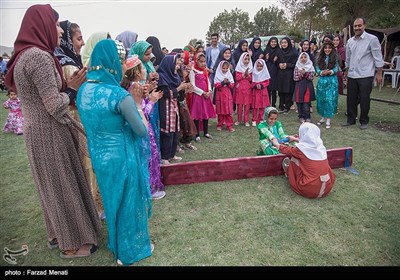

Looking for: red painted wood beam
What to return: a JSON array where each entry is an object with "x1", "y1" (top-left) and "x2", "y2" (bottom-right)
[{"x1": 161, "y1": 147, "x2": 353, "y2": 186}]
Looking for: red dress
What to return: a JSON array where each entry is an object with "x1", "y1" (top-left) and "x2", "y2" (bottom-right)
[{"x1": 279, "y1": 145, "x2": 335, "y2": 198}]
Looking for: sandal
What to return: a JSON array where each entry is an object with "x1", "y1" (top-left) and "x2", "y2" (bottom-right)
[
  {"x1": 317, "y1": 119, "x2": 325, "y2": 126},
  {"x1": 47, "y1": 238, "x2": 58, "y2": 250},
  {"x1": 60, "y1": 244, "x2": 97, "y2": 259},
  {"x1": 184, "y1": 143, "x2": 197, "y2": 151}
]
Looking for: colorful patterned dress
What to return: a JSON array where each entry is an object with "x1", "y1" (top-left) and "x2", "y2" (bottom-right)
[
  {"x1": 257, "y1": 120, "x2": 288, "y2": 155},
  {"x1": 3, "y1": 98, "x2": 24, "y2": 134},
  {"x1": 142, "y1": 99, "x2": 164, "y2": 195}
]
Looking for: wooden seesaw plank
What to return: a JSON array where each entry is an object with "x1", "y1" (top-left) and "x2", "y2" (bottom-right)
[{"x1": 160, "y1": 147, "x2": 353, "y2": 186}]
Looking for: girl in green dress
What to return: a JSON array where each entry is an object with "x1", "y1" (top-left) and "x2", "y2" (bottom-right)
[{"x1": 257, "y1": 107, "x2": 297, "y2": 155}]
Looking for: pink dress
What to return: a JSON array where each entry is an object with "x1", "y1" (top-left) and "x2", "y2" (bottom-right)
[
  {"x1": 252, "y1": 80, "x2": 270, "y2": 108},
  {"x1": 3, "y1": 98, "x2": 24, "y2": 135},
  {"x1": 190, "y1": 70, "x2": 216, "y2": 120},
  {"x1": 234, "y1": 72, "x2": 252, "y2": 105},
  {"x1": 215, "y1": 82, "x2": 234, "y2": 114}
]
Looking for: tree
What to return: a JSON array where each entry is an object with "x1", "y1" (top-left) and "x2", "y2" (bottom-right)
[
  {"x1": 253, "y1": 6, "x2": 287, "y2": 36},
  {"x1": 207, "y1": 8, "x2": 254, "y2": 47},
  {"x1": 280, "y1": 0, "x2": 400, "y2": 38},
  {"x1": 188, "y1": 38, "x2": 204, "y2": 47}
]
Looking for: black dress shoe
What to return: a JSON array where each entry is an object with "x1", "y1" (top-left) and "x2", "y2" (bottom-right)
[{"x1": 341, "y1": 122, "x2": 355, "y2": 127}]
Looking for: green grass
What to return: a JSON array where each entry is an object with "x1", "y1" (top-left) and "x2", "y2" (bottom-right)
[{"x1": 0, "y1": 85, "x2": 399, "y2": 266}]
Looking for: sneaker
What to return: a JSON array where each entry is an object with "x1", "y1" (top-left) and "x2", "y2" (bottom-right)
[
  {"x1": 251, "y1": 121, "x2": 257, "y2": 127},
  {"x1": 305, "y1": 118, "x2": 312, "y2": 123},
  {"x1": 184, "y1": 143, "x2": 197, "y2": 150},
  {"x1": 152, "y1": 190, "x2": 166, "y2": 200},
  {"x1": 216, "y1": 127, "x2": 222, "y2": 131},
  {"x1": 195, "y1": 136, "x2": 201, "y2": 142},
  {"x1": 360, "y1": 124, "x2": 368, "y2": 130},
  {"x1": 170, "y1": 155, "x2": 182, "y2": 161},
  {"x1": 245, "y1": 122, "x2": 250, "y2": 127},
  {"x1": 341, "y1": 122, "x2": 355, "y2": 127},
  {"x1": 228, "y1": 128, "x2": 235, "y2": 132},
  {"x1": 161, "y1": 159, "x2": 170, "y2": 165},
  {"x1": 204, "y1": 133, "x2": 213, "y2": 139},
  {"x1": 234, "y1": 122, "x2": 240, "y2": 126}
]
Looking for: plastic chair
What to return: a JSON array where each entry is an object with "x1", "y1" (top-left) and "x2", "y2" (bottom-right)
[{"x1": 382, "y1": 56, "x2": 400, "y2": 88}]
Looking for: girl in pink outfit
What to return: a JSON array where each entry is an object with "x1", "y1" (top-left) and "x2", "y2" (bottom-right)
[
  {"x1": 214, "y1": 60, "x2": 235, "y2": 132},
  {"x1": 251, "y1": 59, "x2": 270, "y2": 126},
  {"x1": 3, "y1": 90, "x2": 24, "y2": 135},
  {"x1": 189, "y1": 52, "x2": 216, "y2": 141},
  {"x1": 234, "y1": 52, "x2": 253, "y2": 126}
]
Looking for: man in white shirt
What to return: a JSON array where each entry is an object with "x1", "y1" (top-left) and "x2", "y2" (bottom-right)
[
  {"x1": 205, "y1": 33, "x2": 225, "y2": 88},
  {"x1": 343, "y1": 18, "x2": 384, "y2": 130}
]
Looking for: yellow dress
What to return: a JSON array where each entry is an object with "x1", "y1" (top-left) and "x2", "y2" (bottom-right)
[{"x1": 63, "y1": 65, "x2": 104, "y2": 215}]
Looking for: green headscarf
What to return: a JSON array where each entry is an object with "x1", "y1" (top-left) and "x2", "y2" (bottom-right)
[
  {"x1": 263, "y1": 106, "x2": 279, "y2": 121},
  {"x1": 81, "y1": 32, "x2": 110, "y2": 66},
  {"x1": 86, "y1": 39, "x2": 123, "y2": 86},
  {"x1": 129, "y1": 40, "x2": 155, "y2": 78}
]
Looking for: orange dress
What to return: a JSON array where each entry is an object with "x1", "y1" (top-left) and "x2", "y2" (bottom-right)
[{"x1": 279, "y1": 145, "x2": 335, "y2": 198}]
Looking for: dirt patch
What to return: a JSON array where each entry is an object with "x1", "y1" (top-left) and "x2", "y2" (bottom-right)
[{"x1": 374, "y1": 122, "x2": 400, "y2": 133}]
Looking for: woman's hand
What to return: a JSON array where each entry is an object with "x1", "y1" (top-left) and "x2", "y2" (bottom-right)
[
  {"x1": 67, "y1": 67, "x2": 87, "y2": 90},
  {"x1": 149, "y1": 89, "x2": 163, "y2": 103},
  {"x1": 289, "y1": 135, "x2": 299, "y2": 142},
  {"x1": 129, "y1": 82, "x2": 144, "y2": 106},
  {"x1": 148, "y1": 72, "x2": 159, "y2": 82},
  {"x1": 185, "y1": 83, "x2": 194, "y2": 93}
]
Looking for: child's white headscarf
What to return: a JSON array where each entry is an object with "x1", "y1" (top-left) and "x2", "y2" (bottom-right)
[
  {"x1": 252, "y1": 58, "x2": 271, "y2": 82},
  {"x1": 295, "y1": 52, "x2": 315, "y2": 73},
  {"x1": 296, "y1": 122, "x2": 327, "y2": 160},
  {"x1": 214, "y1": 60, "x2": 234, "y2": 84},
  {"x1": 235, "y1": 52, "x2": 253, "y2": 74}
]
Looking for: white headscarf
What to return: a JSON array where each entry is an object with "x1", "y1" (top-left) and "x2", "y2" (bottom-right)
[
  {"x1": 235, "y1": 52, "x2": 253, "y2": 74},
  {"x1": 214, "y1": 60, "x2": 234, "y2": 84},
  {"x1": 296, "y1": 122, "x2": 327, "y2": 160},
  {"x1": 295, "y1": 52, "x2": 315, "y2": 73},
  {"x1": 252, "y1": 58, "x2": 271, "y2": 82}
]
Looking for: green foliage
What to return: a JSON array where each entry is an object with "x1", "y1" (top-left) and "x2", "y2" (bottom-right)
[
  {"x1": 253, "y1": 6, "x2": 288, "y2": 36},
  {"x1": 280, "y1": 0, "x2": 400, "y2": 36},
  {"x1": 207, "y1": 8, "x2": 254, "y2": 46},
  {"x1": 188, "y1": 38, "x2": 204, "y2": 48}
]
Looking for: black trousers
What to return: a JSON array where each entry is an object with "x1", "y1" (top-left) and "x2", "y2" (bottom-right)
[
  {"x1": 193, "y1": 119, "x2": 209, "y2": 137},
  {"x1": 278, "y1": 91, "x2": 293, "y2": 111},
  {"x1": 297, "y1": 102, "x2": 311, "y2": 120},
  {"x1": 160, "y1": 131, "x2": 179, "y2": 160},
  {"x1": 268, "y1": 90, "x2": 277, "y2": 108},
  {"x1": 346, "y1": 77, "x2": 374, "y2": 125}
]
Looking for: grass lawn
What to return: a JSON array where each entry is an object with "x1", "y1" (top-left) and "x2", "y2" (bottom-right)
[{"x1": 0, "y1": 84, "x2": 399, "y2": 267}]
